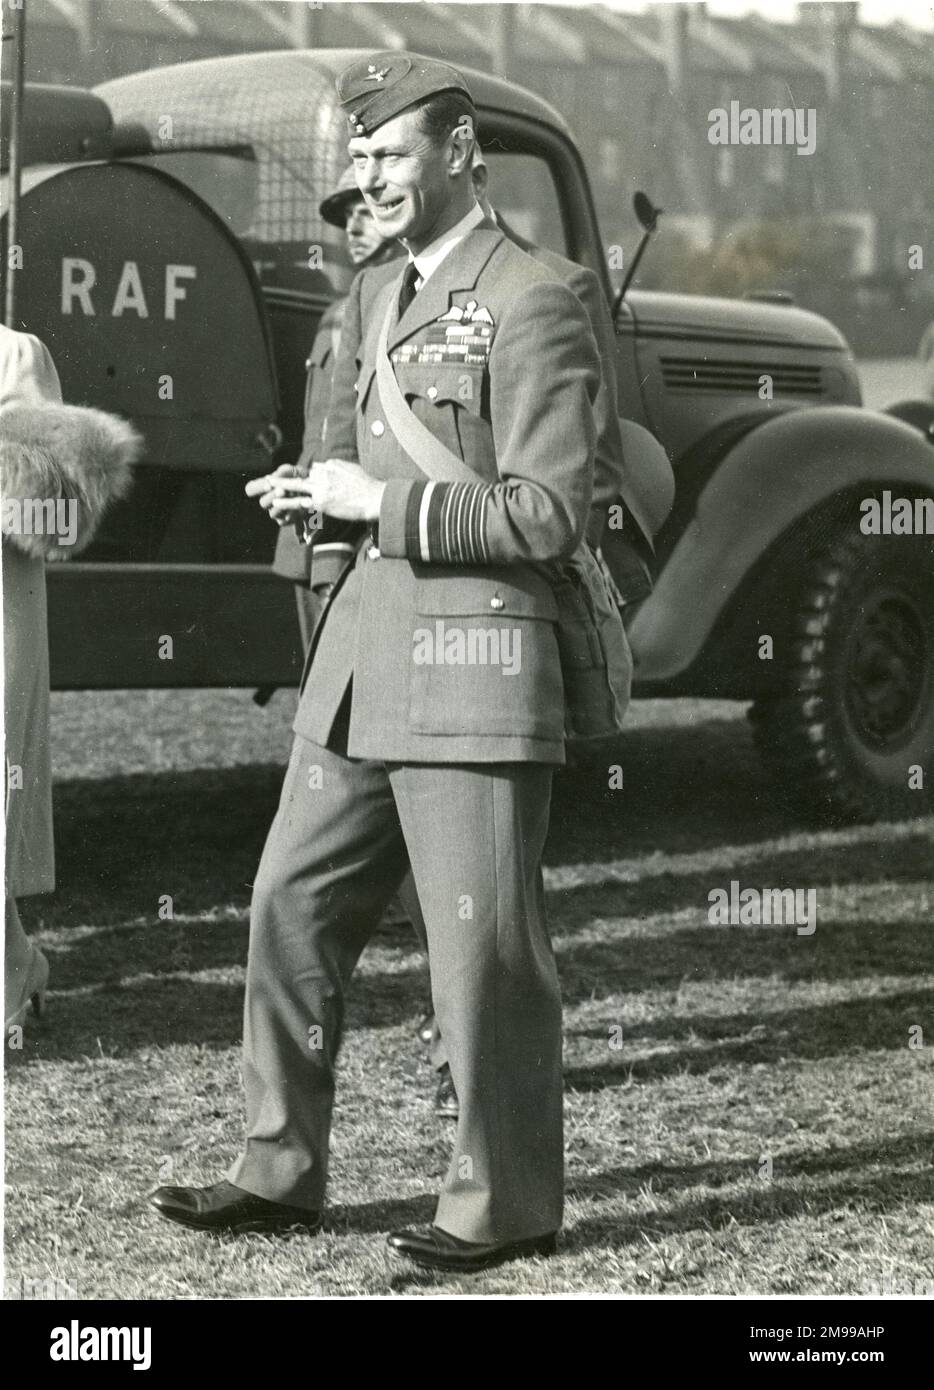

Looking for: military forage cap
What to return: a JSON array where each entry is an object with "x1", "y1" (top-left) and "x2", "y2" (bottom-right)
[{"x1": 337, "y1": 51, "x2": 473, "y2": 138}]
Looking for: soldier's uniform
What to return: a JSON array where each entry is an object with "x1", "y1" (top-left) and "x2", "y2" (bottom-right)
[
  {"x1": 271, "y1": 298, "x2": 352, "y2": 646},
  {"x1": 272, "y1": 170, "x2": 401, "y2": 648},
  {"x1": 228, "y1": 54, "x2": 600, "y2": 1245}
]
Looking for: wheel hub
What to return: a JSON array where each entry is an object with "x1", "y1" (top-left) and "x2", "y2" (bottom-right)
[{"x1": 845, "y1": 590, "x2": 927, "y2": 748}]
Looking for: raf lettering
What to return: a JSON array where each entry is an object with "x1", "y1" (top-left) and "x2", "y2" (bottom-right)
[{"x1": 61, "y1": 258, "x2": 197, "y2": 319}]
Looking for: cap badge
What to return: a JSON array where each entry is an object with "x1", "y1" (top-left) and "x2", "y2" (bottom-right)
[{"x1": 365, "y1": 64, "x2": 389, "y2": 83}]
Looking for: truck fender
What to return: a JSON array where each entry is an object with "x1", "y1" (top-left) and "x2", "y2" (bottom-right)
[
  {"x1": 628, "y1": 406, "x2": 934, "y2": 682},
  {"x1": 885, "y1": 399, "x2": 934, "y2": 440}
]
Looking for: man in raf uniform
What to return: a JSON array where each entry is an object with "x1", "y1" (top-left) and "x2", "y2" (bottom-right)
[
  {"x1": 151, "y1": 52, "x2": 600, "y2": 1274},
  {"x1": 314, "y1": 147, "x2": 654, "y2": 1122}
]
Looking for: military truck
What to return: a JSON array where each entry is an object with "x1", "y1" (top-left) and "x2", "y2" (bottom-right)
[{"x1": 2, "y1": 50, "x2": 933, "y2": 824}]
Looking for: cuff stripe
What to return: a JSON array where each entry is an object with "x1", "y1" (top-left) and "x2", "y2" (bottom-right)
[
  {"x1": 405, "y1": 480, "x2": 493, "y2": 564},
  {"x1": 405, "y1": 481, "x2": 426, "y2": 556}
]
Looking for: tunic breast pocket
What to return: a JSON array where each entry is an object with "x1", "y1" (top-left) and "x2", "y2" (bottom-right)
[
  {"x1": 394, "y1": 362, "x2": 487, "y2": 463},
  {"x1": 394, "y1": 362, "x2": 485, "y2": 416}
]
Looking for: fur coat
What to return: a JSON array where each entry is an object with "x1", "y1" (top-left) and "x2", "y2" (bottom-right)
[{"x1": 1, "y1": 325, "x2": 141, "y2": 895}]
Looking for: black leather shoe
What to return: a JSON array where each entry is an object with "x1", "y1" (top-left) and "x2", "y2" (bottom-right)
[
  {"x1": 388, "y1": 1224, "x2": 557, "y2": 1273},
  {"x1": 416, "y1": 1011, "x2": 435, "y2": 1046},
  {"x1": 434, "y1": 1063, "x2": 459, "y2": 1119},
  {"x1": 148, "y1": 1180, "x2": 321, "y2": 1235}
]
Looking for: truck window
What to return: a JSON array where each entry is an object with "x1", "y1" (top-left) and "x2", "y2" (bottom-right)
[
  {"x1": 483, "y1": 152, "x2": 568, "y2": 257},
  {"x1": 134, "y1": 149, "x2": 259, "y2": 240}
]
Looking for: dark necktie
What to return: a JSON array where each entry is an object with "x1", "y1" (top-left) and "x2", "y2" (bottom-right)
[{"x1": 398, "y1": 262, "x2": 420, "y2": 318}]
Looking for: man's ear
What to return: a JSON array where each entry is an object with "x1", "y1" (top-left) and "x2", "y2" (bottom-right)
[
  {"x1": 471, "y1": 162, "x2": 489, "y2": 201},
  {"x1": 448, "y1": 116, "x2": 475, "y2": 177}
]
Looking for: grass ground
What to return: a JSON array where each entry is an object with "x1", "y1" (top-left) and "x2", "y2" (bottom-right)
[{"x1": 5, "y1": 690, "x2": 933, "y2": 1298}]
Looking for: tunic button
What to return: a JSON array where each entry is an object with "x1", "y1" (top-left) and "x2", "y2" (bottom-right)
[
  {"x1": 426, "y1": 385, "x2": 438, "y2": 400},
  {"x1": 371, "y1": 419, "x2": 385, "y2": 437},
  {"x1": 490, "y1": 593, "x2": 505, "y2": 611},
  {"x1": 367, "y1": 544, "x2": 381, "y2": 561}
]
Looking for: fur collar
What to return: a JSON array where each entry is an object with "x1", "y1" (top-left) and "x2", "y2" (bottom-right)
[{"x1": 0, "y1": 403, "x2": 142, "y2": 559}]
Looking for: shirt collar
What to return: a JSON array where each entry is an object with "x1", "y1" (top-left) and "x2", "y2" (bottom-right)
[{"x1": 408, "y1": 201, "x2": 485, "y2": 285}]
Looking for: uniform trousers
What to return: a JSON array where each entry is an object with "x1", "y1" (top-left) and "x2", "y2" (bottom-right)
[{"x1": 228, "y1": 725, "x2": 564, "y2": 1243}]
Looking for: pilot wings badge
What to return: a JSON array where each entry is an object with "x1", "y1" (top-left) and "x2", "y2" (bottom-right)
[
  {"x1": 427, "y1": 301, "x2": 496, "y2": 365},
  {"x1": 439, "y1": 300, "x2": 495, "y2": 327}
]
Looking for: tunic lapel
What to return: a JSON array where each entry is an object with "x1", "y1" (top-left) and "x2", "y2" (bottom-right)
[{"x1": 387, "y1": 223, "x2": 505, "y2": 353}]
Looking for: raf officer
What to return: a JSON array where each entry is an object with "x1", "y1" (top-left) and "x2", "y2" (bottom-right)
[
  {"x1": 151, "y1": 52, "x2": 600, "y2": 1275},
  {"x1": 310, "y1": 146, "x2": 655, "y2": 1122}
]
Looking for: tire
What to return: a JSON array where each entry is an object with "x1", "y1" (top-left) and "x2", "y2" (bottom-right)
[{"x1": 750, "y1": 523, "x2": 934, "y2": 824}]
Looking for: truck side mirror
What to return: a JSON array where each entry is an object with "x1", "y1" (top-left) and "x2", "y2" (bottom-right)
[
  {"x1": 633, "y1": 191, "x2": 662, "y2": 234},
  {"x1": 612, "y1": 191, "x2": 664, "y2": 319}
]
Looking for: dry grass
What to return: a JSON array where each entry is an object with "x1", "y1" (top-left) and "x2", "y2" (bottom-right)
[{"x1": 5, "y1": 691, "x2": 933, "y2": 1297}]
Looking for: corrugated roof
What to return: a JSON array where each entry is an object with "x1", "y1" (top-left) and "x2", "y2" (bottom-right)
[
  {"x1": 869, "y1": 22, "x2": 934, "y2": 83},
  {"x1": 85, "y1": 0, "x2": 197, "y2": 40},
  {"x1": 25, "y1": 0, "x2": 180, "y2": 36},
  {"x1": 363, "y1": 2, "x2": 492, "y2": 65},
  {"x1": 792, "y1": 20, "x2": 900, "y2": 82},
  {"x1": 623, "y1": 9, "x2": 747, "y2": 75},
  {"x1": 710, "y1": 15, "x2": 827, "y2": 77},
  {"x1": 189, "y1": 1, "x2": 295, "y2": 46},
  {"x1": 584, "y1": 5, "x2": 667, "y2": 66}
]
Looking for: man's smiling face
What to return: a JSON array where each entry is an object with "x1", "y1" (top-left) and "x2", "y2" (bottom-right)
[{"x1": 348, "y1": 107, "x2": 458, "y2": 253}]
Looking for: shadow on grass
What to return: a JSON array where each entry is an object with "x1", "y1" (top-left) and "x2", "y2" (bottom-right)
[
  {"x1": 30, "y1": 714, "x2": 774, "y2": 932},
  {"x1": 9, "y1": 939, "x2": 932, "y2": 1068},
  {"x1": 304, "y1": 1134, "x2": 933, "y2": 1245},
  {"x1": 557, "y1": 912, "x2": 934, "y2": 997},
  {"x1": 564, "y1": 1131, "x2": 934, "y2": 1253},
  {"x1": 13, "y1": 712, "x2": 932, "y2": 1062},
  {"x1": 565, "y1": 985, "x2": 934, "y2": 1087},
  {"x1": 32, "y1": 749, "x2": 933, "y2": 932},
  {"x1": 4, "y1": 959, "x2": 435, "y2": 1062},
  {"x1": 378, "y1": 1131, "x2": 934, "y2": 1291}
]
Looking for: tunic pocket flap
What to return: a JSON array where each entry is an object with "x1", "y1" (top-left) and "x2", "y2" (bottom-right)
[
  {"x1": 394, "y1": 362, "x2": 484, "y2": 412},
  {"x1": 414, "y1": 571, "x2": 558, "y2": 622}
]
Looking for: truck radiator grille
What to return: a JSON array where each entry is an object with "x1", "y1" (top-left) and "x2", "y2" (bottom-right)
[{"x1": 661, "y1": 356, "x2": 824, "y2": 396}]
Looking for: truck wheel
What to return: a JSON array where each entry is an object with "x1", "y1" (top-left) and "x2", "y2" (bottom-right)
[{"x1": 750, "y1": 526, "x2": 934, "y2": 823}]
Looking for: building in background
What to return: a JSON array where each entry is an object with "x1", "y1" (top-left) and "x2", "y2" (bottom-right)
[{"x1": 6, "y1": 0, "x2": 933, "y2": 353}]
